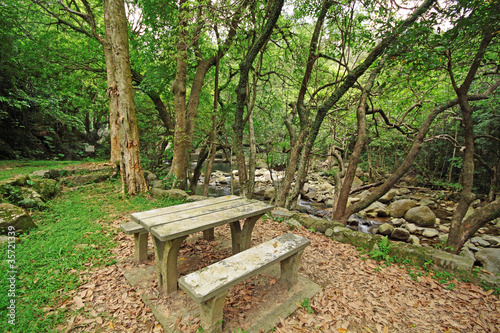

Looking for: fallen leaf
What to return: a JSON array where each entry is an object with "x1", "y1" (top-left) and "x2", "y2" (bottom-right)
[{"x1": 73, "y1": 296, "x2": 84, "y2": 309}]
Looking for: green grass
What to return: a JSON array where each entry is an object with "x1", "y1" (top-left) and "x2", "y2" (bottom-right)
[
  {"x1": 0, "y1": 160, "x2": 105, "y2": 181},
  {"x1": 0, "y1": 178, "x2": 184, "y2": 332}
]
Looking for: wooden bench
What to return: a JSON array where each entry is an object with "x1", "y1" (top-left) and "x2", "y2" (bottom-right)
[
  {"x1": 132, "y1": 195, "x2": 273, "y2": 294},
  {"x1": 178, "y1": 233, "x2": 310, "y2": 333},
  {"x1": 120, "y1": 221, "x2": 148, "y2": 263}
]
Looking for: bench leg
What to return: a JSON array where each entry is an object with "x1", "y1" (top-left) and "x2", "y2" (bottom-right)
[
  {"x1": 203, "y1": 228, "x2": 215, "y2": 241},
  {"x1": 133, "y1": 232, "x2": 149, "y2": 263},
  {"x1": 152, "y1": 235, "x2": 187, "y2": 294},
  {"x1": 229, "y1": 214, "x2": 261, "y2": 254},
  {"x1": 280, "y1": 250, "x2": 303, "y2": 287},
  {"x1": 200, "y1": 291, "x2": 227, "y2": 333}
]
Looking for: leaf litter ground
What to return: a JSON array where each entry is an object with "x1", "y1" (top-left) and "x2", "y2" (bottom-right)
[{"x1": 65, "y1": 215, "x2": 500, "y2": 333}]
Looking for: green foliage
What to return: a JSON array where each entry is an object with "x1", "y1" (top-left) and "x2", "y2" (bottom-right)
[
  {"x1": 0, "y1": 178, "x2": 184, "y2": 332},
  {"x1": 300, "y1": 297, "x2": 314, "y2": 314},
  {"x1": 369, "y1": 236, "x2": 391, "y2": 262}
]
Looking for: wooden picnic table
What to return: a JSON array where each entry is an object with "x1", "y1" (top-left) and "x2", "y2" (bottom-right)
[{"x1": 131, "y1": 195, "x2": 273, "y2": 294}]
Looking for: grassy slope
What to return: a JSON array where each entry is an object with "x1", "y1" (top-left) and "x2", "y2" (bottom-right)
[{"x1": 0, "y1": 173, "x2": 183, "y2": 332}]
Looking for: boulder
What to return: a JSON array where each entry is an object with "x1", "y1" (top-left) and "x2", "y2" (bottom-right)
[
  {"x1": 18, "y1": 187, "x2": 46, "y2": 209},
  {"x1": 285, "y1": 218, "x2": 302, "y2": 230},
  {"x1": 404, "y1": 206, "x2": 436, "y2": 227},
  {"x1": 475, "y1": 248, "x2": 500, "y2": 274},
  {"x1": 408, "y1": 235, "x2": 420, "y2": 246},
  {"x1": 150, "y1": 188, "x2": 189, "y2": 200},
  {"x1": 389, "y1": 199, "x2": 418, "y2": 218},
  {"x1": 390, "y1": 228, "x2": 410, "y2": 241},
  {"x1": 422, "y1": 228, "x2": 439, "y2": 238},
  {"x1": 419, "y1": 198, "x2": 437, "y2": 209},
  {"x1": 143, "y1": 170, "x2": 157, "y2": 182},
  {"x1": 351, "y1": 176, "x2": 364, "y2": 190},
  {"x1": 364, "y1": 201, "x2": 389, "y2": 217},
  {"x1": 0, "y1": 203, "x2": 36, "y2": 234},
  {"x1": 271, "y1": 208, "x2": 295, "y2": 219},
  {"x1": 292, "y1": 213, "x2": 343, "y2": 233},
  {"x1": 31, "y1": 178, "x2": 59, "y2": 200},
  {"x1": 379, "y1": 189, "x2": 398, "y2": 203},
  {"x1": 471, "y1": 237, "x2": 490, "y2": 248},
  {"x1": 378, "y1": 223, "x2": 394, "y2": 236},
  {"x1": 151, "y1": 180, "x2": 164, "y2": 189},
  {"x1": 482, "y1": 235, "x2": 500, "y2": 248},
  {"x1": 264, "y1": 187, "x2": 275, "y2": 200}
]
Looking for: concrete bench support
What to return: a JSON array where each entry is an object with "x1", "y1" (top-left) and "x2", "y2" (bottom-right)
[
  {"x1": 179, "y1": 233, "x2": 310, "y2": 333},
  {"x1": 120, "y1": 221, "x2": 149, "y2": 263}
]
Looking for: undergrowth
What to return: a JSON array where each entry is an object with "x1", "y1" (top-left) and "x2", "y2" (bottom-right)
[
  {"x1": 365, "y1": 237, "x2": 499, "y2": 294},
  {"x1": 0, "y1": 179, "x2": 184, "y2": 332}
]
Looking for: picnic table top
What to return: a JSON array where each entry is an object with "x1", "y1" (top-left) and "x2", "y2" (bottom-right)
[{"x1": 131, "y1": 195, "x2": 273, "y2": 242}]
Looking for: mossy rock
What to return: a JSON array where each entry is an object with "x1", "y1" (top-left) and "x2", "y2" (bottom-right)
[
  {"x1": 31, "y1": 178, "x2": 59, "y2": 200},
  {"x1": 0, "y1": 203, "x2": 36, "y2": 235},
  {"x1": 291, "y1": 213, "x2": 343, "y2": 233}
]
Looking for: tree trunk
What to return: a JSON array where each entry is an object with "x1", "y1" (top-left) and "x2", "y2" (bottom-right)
[
  {"x1": 103, "y1": 0, "x2": 148, "y2": 194},
  {"x1": 278, "y1": 0, "x2": 436, "y2": 208},
  {"x1": 275, "y1": 0, "x2": 332, "y2": 207},
  {"x1": 233, "y1": 0, "x2": 284, "y2": 197},
  {"x1": 203, "y1": 58, "x2": 220, "y2": 197},
  {"x1": 332, "y1": 60, "x2": 383, "y2": 221},
  {"x1": 446, "y1": 30, "x2": 495, "y2": 253},
  {"x1": 343, "y1": 78, "x2": 500, "y2": 222},
  {"x1": 170, "y1": 0, "x2": 189, "y2": 189}
]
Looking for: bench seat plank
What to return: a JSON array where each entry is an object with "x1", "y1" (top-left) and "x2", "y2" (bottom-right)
[
  {"x1": 120, "y1": 221, "x2": 147, "y2": 234},
  {"x1": 179, "y1": 233, "x2": 310, "y2": 303}
]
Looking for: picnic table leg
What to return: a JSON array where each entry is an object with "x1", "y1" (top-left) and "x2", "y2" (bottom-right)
[
  {"x1": 229, "y1": 214, "x2": 262, "y2": 254},
  {"x1": 152, "y1": 235, "x2": 187, "y2": 294},
  {"x1": 133, "y1": 232, "x2": 149, "y2": 263},
  {"x1": 280, "y1": 250, "x2": 303, "y2": 286},
  {"x1": 203, "y1": 228, "x2": 215, "y2": 241}
]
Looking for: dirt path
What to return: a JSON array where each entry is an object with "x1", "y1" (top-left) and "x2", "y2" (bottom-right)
[{"x1": 65, "y1": 216, "x2": 500, "y2": 333}]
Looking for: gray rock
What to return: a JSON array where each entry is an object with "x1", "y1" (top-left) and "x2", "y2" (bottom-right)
[
  {"x1": 439, "y1": 234, "x2": 448, "y2": 243},
  {"x1": 471, "y1": 237, "x2": 490, "y2": 248},
  {"x1": 285, "y1": 218, "x2": 302, "y2": 231},
  {"x1": 143, "y1": 170, "x2": 157, "y2": 182},
  {"x1": 351, "y1": 176, "x2": 364, "y2": 190},
  {"x1": 482, "y1": 235, "x2": 500, "y2": 248},
  {"x1": 30, "y1": 169, "x2": 51, "y2": 178},
  {"x1": 186, "y1": 195, "x2": 209, "y2": 202},
  {"x1": 264, "y1": 187, "x2": 275, "y2": 200},
  {"x1": 408, "y1": 235, "x2": 420, "y2": 245},
  {"x1": 378, "y1": 223, "x2": 394, "y2": 236},
  {"x1": 422, "y1": 228, "x2": 439, "y2": 238},
  {"x1": 0, "y1": 203, "x2": 36, "y2": 235},
  {"x1": 31, "y1": 178, "x2": 59, "y2": 200},
  {"x1": 404, "y1": 206, "x2": 436, "y2": 227},
  {"x1": 292, "y1": 213, "x2": 343, "y2": 233},
  {"x1": 379, "y1": 189, "x2": 398, "y2": 203},
  {"x1": 271, "y1": 209, "x2": 295, "y2": 219},
  {"x1": 325, "y1": 228, "x2": 334, "y2": 237},
  {"x1": 389, "y1": 199, "x2": 418, "y2": 218},
  {"x1": 355, "y1": 167, "x2": 364, "y2": 178},
  {"x1": 391, "y1": 218, "x2": 405, "y2": 227},
  {"x1": 405, "y1": 223, "x2": 418, "y2": 234},
  {"x1": 419, "y1": 198, "x2": 437, "y2": 208},
  {"x1": 391, "y1": 227, "x2": 410, "y2": 241},
  {"x1": 475, "y1": 248, "x2": 500, "y2": 274},
  {"x1": 150, "y1": 188, "x2": 189, "y2": 200},
  {"x1": 396, "y1": 188, "x2": 411, "y2": 195},
  {"x1": 151, "y1": 179, "x2": 164, "y2": 189}
]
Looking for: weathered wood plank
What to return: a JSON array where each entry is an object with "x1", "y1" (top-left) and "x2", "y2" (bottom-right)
[
  {"x1": 178, "y1": 233, "x2": 310, "y2": 303},
  {"x1": 131, "y1": 195, "x2": 239, "y2": 223},
  {"x1": 137, "y1": 198, "x2": 260, "y2": 228},
  {"x1": 149, "y1": 200, "x2": 272, "y2": 241},
  {"x1": 120, "y1": 221, "x2": 147, "y2": 234}
]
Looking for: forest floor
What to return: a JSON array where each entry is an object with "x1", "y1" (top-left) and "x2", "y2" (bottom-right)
[{"x1": 65, "y1": 215, "x2": 500, "y2": 333}]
